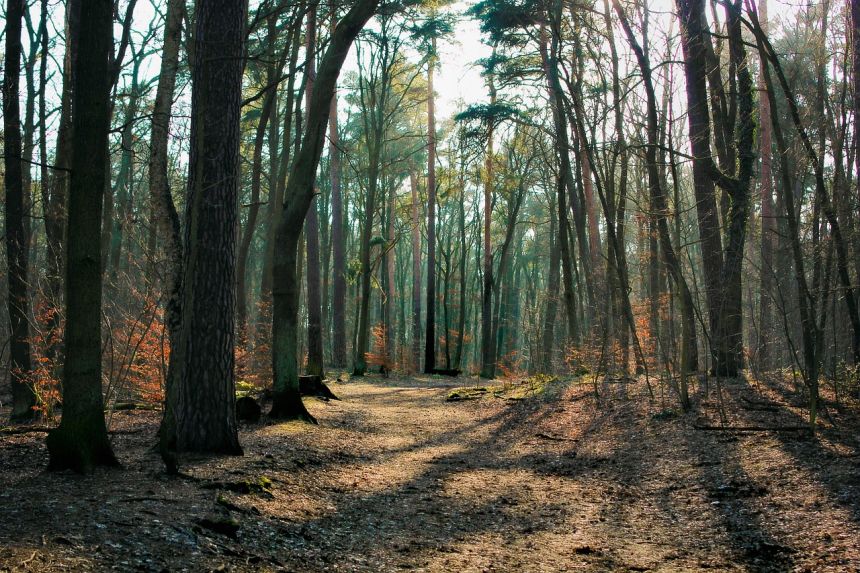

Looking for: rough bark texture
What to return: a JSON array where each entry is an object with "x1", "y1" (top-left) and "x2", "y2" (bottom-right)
[
  {"x1": 4, "y1": 0, "x2": 37, "y2": 420},
  {"x1": 45, "y1": 0, "x2": 118, "y2": 472},
  {"x1": 676, "y1": 0, "x2": 754, "y2": 376},
  {"x1": 164, "y1": 0, "x2": 246, "y2": 455}
]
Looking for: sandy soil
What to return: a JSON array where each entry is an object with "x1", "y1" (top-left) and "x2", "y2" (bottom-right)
[{"x1": 1, "y1": 373, "x2": 859, "y2": 572}]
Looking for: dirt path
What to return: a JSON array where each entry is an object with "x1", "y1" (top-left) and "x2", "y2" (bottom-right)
[{"x1": 1, "y1": 375, "x2": 859, "y2": 572}]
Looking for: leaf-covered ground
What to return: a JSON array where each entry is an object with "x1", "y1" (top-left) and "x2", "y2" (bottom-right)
[{"x1": 1, "y1": 373, "x2": 859, "y2": 572}]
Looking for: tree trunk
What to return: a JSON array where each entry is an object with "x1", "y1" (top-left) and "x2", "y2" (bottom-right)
[
  {"x1": 480, "y1": 75, "x2": 496, "y2": 379},
  {"x1": 353, "y1": 138, "x2": 381, "y2": 376},
  {"x1": 540, "y1": 20, "x2": 579, "y2": 347},
  {"x1": 424, "y1": 39, "x2": 438, "y2": 374},
  {"x1": 42, "y1": 0, "x2": 80, "y2": 363},
  {"x1": 4, "y1": 0, "x2": 37, "y2": 420},
  {"x1": 270, "y1": 0, "x2": 379, "y2": 418},
  {"x1": 329, "y1": 8, "x2": 347, "y2": 368},
  {"x1": 237, "y1": 13, "x2": 277, "y2": 344},
  {"x1": 150, "y1": 0, "x2": 185, "y2": 470},
  {"x1": 46, "y1": 0, "x2": 119, "y2": 472},
  {"x1": 304, "y1": 5, "x2": 325, "y2": 378},
  {"x1": 541, "y1": 197, "x2": 561, "y2": 372},
  {"x1": 163, "y1": 0, "x2": 246, "y2": 455},
  {"x1": 454, "y1": 159, "x2": 467, "y2": 370},
  {"x1": 615, "y1": 0, "x2": 697, "y2": 392},
  {"x1": 756, "y1": 0, "x2": 774, "y2": 370},
  {"x1": 385, "y1": 174, "x2": 397, "y2": 368},
  {"x1": 410, "y1": 170, "x2": 422, "y2": 372}
]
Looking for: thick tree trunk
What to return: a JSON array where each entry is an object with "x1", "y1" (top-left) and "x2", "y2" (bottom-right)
[
  {"x1": 46, "y1": 0, "x2": 118, "y2": 472},
  {"x1": 540, "y1": 21, "x2": 579, "y2": 347},
  {"x1": 163, "y1": 0, "x2": 246, "y2": 455},
  {"x1": 676, "y1": 0, "x2": 753, "y2": 376},
  {"x1": 4, "y1": 0, "x2": 37, "y2": 420},
  {"x1": 541, "y1": 199, "x2": 561, "y2": 372}
]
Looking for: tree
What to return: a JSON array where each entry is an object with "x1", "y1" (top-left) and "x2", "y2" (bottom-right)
[
  {"x1": 4, "y1": 0, "x2": 37, "y2": 420},
  {"x1": 161, "y1": 0, "x2": 247, "y2": 457},
  {"x1": 329, "y1": 5, "x2": 348, "y2": 369},
  {"x1": 675, "y1": 0, "x2": 755, "y2": 377},
  {"x1": 270, "y1": 0, "x2": 380, "y2": 419},
  {"x1": 614, "y1": 0, "x2": 696, "y2": 402},
  {"x1": 45, "y1": 0, "x2": 119, "y2": 472},
  {"x1": 305, "y1": 4, "x2": 326, "y2": 379}
]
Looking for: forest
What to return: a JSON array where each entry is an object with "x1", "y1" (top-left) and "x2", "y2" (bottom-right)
[{"x1": 1, "y1": 0, "x2": 859, "y2": 570}]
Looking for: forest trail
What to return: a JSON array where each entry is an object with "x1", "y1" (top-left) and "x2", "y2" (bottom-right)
[{"x1": 2, "y1": 374, "x2": 859, "y2": 572}]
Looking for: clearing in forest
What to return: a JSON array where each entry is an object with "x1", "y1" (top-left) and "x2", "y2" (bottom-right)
[{"x1": 1, "y1": 374, "x2": 859, "y2": 572}]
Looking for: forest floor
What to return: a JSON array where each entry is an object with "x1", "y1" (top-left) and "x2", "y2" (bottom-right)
[{"x1": 1, "y1": 371, "x2": 859, "y2": 572}]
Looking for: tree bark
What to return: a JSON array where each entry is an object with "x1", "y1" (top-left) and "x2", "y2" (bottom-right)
[
  {"x1": 46, "y1": 0, "x2": 119, "y2": 472},
  {"x1": 757, "y1": 0, "x2": 775, "y2": 370},
  {"x1": 614, "y1": 0, "x2": 698, "y2": 391},
  {"x1": 4, "y1": 0, "x2": 37, "y2": 420},
  {"x1": 270, "y1": 0, "x2": 379, "y2": 418},
  {"x1": 410, "y1": 170, "x2": 423, "y2": 372},
  {"x1": 237, "y1": 13, "x2": 278, "y2": 344},
  {"x1": 163, "y1": 0, "x2": 246, "y2": 455},
  {"x1": 328, "y1": 7, "x2": 347, "y2": 368},
  {"x1": 480, "y1": 73, "x2": 496, "y2": 379},
  {"x1": 425, "y1": 38, "x2": 438, "y2": 373},
  {"x1": 304, "y1": 5, "x2": 325, "y2": 378}
]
